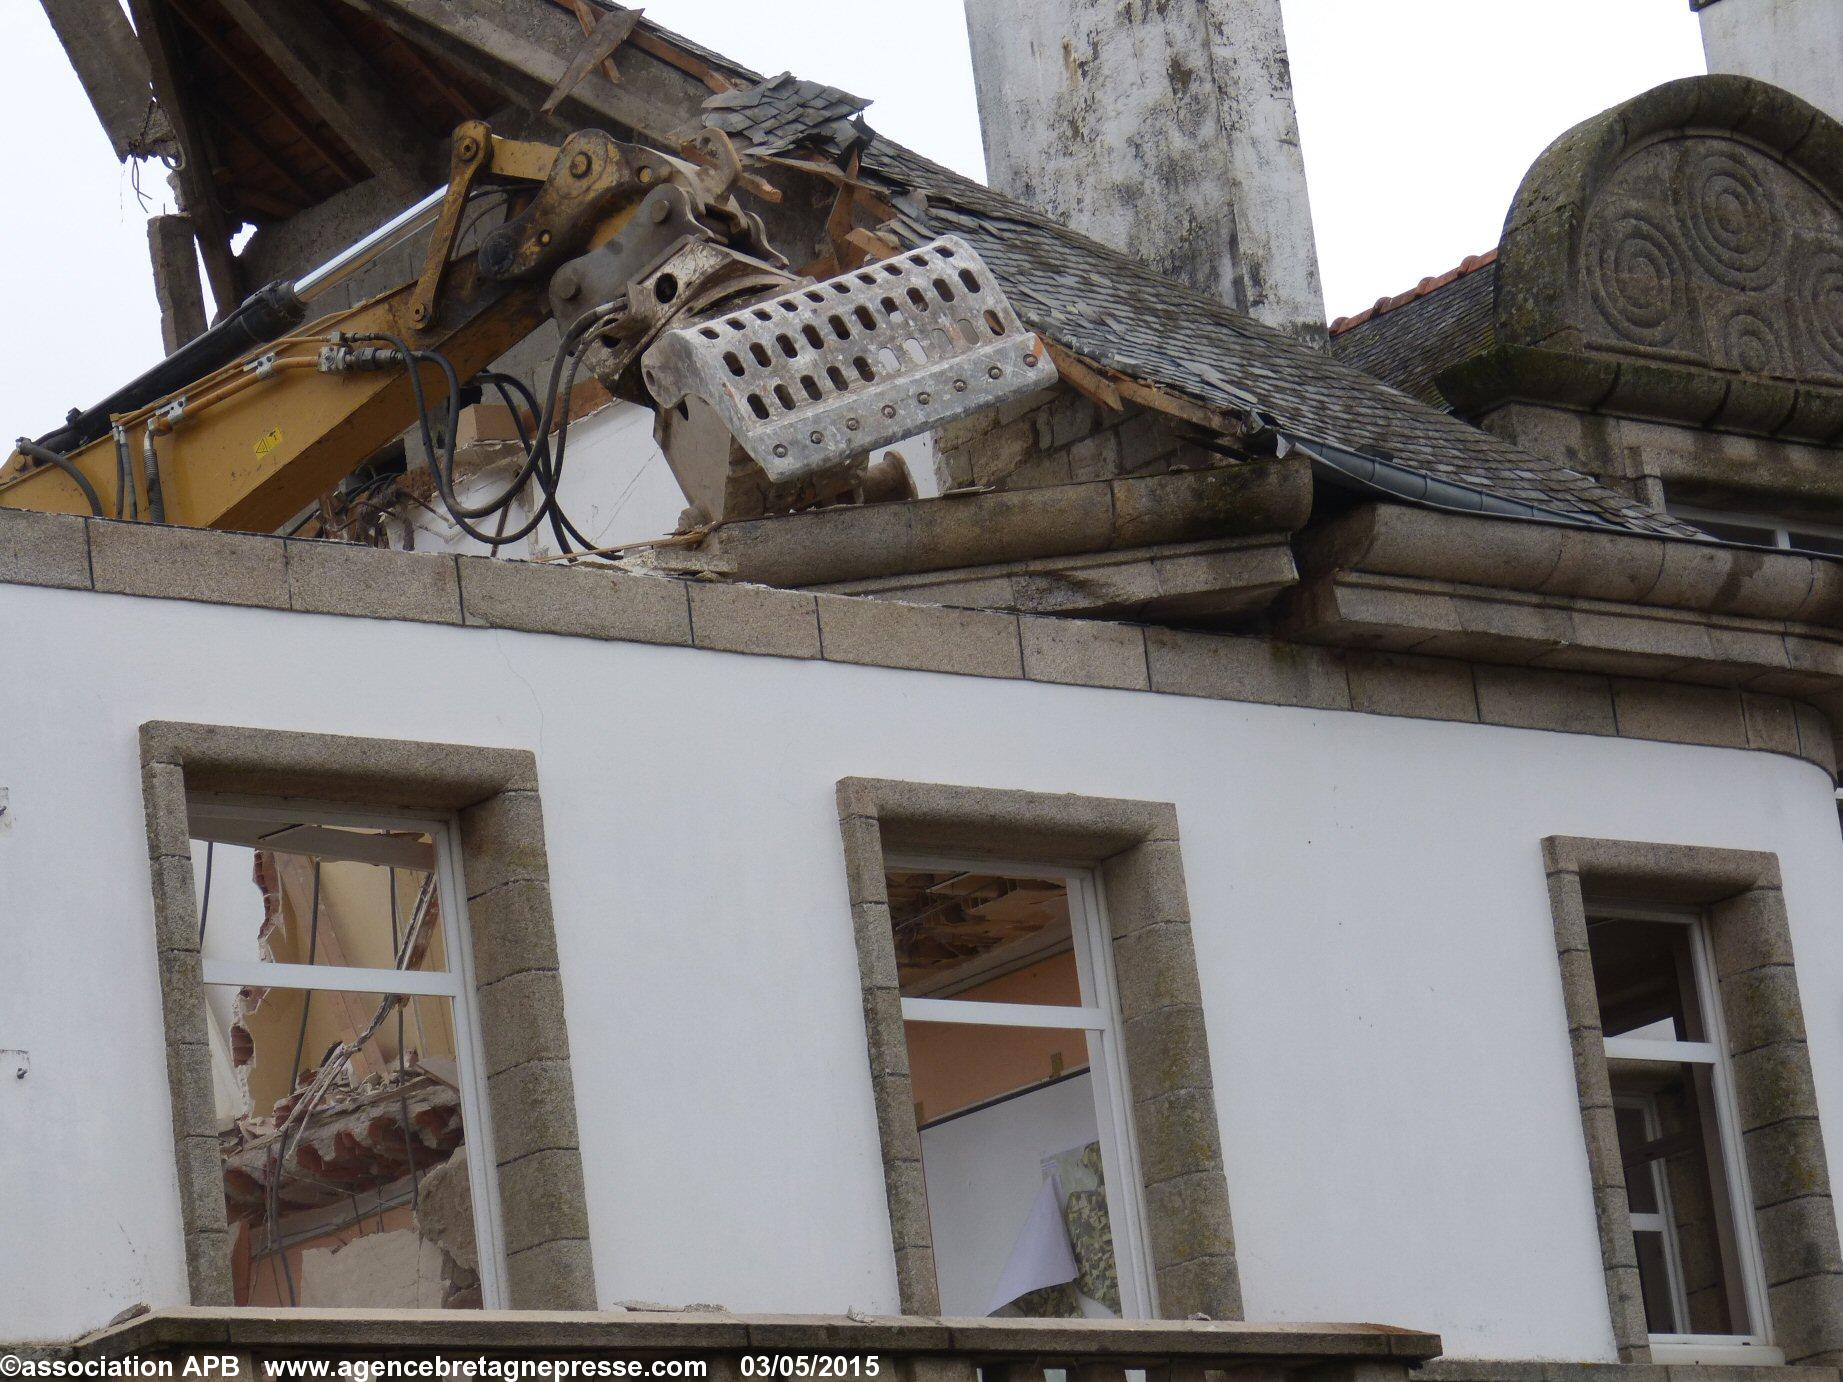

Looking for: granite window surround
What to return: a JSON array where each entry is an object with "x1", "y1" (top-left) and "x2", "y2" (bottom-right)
[
  {"x1": 140, "y1": 720, "x2": 596, "y2": 1311},
  {"x1": 1542, "y1": 836, "x2": 1843, "y2": 1366},
  {"x1": 835, "y1": 776, "x2": 1240, "y2": 1321}
]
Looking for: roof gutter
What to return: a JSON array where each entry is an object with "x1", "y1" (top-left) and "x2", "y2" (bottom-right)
[{"x1": 1266, "y1": 427, "x2": 1623, "y2": 531}]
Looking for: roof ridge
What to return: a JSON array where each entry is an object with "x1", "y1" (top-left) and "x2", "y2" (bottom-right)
[{"x1": 1329, "y1": 248, "x2": 1498, "y2": 335}]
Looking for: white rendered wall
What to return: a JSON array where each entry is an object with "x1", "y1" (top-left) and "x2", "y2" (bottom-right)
[
  {"x1": 2, "y1": 582, "x2": 1842, "y2": 1356},
  {"x1": 1702, "y1": 0, "x2": 1843, "y2": 125}
]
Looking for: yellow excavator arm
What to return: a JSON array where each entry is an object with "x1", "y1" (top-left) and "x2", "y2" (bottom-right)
[
  {"x1": 0, "y1": 124, "x2": 711, "y2": 530},
  {"x1": 0, "y1": 122, "x2": 1055, "y2": 539}
]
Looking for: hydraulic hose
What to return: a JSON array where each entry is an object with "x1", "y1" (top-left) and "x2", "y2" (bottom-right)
[
  {"x1": 34, "y1": 280, "x2": 307, "y2": 456},
  {"x1": 13, "y1": 438, "x2": 104, "y2": 517}
]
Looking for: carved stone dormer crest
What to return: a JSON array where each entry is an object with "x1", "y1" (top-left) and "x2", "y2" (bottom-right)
[{"x1": 1445, "y1": 76, "x2": 1843, "y2": 444}]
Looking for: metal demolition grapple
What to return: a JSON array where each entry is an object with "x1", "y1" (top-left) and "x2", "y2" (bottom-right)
[{"x1": 639, "y1": 237, "x2": 1052, "y2": 523}]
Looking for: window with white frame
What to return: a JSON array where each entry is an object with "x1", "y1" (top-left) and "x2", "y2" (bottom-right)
[
  {"x1": 188, "y1": 797, "x2": 504, "y2": 1310},
  {"x1": 889, "y1": 856, "x2": 1152, "y2": 1319},
  {"x1": 1588, "y1": 906, "x2": 1773, "y2": 1355},
  {"x1": 1669, "y1": 501, "x2": 1843, "y2": 557}
]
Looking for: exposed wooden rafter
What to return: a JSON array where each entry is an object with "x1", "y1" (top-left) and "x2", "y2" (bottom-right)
[
  {"x1": 166, "y1": 0, "x2": 368, "y2": 190},
  {"x1": 340, "y1": 0, "x2": 690, "y2": 145},
  {"x1": 124, "y1": 0, "x2": 242, "y2": 313},
  {"x1": 37, "y1": 0, "x2": 177, "y2": 161},
  {"x1": 212, "y1": 0, "x2": 433, "y2": 188}
]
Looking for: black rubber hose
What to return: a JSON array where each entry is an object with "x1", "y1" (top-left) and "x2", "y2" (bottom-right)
[
  {"x1": 350, "y1": 333, "x2": 551, "y2": 547},
  {"x1": 14, "y1": 439, "x2": 104, "y2": 517},
  {"x1": 34, "y1": 280, "x2": 306, "y2": 456},
  {"x1": 348, "y1": 308, "x2": 613, "y2": 550}
]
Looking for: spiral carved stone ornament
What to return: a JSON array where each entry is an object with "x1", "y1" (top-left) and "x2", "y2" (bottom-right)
[
  {"x1": 1800, "y1": 249, "x2": 1843, "y2": 376},
  {"x1": 1677, "y1": 144, "x2": 1780, "y2": 287},
  {"x1": 1584, "y1": 210, "x2": 1690, "y2": 350},
  {"x1": 1577, "y1": 136, "x2": 1843, "y2": 383}
]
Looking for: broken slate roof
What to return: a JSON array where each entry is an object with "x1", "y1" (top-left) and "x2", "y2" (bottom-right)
[
  {"x1": 703, "y1": 72, "x2": 870, "y2": 158},
  {"x1": 699, "y1": 77, "x2": 1692, "y2": 538}
]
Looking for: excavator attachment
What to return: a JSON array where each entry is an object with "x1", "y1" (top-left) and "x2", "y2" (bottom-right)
[
  {"x1": 0, "y1": 113, "x2": 1056, "y2": 541},
  {"x1": 641, "y1": 237, "x2": 1055, "y2": 523}
]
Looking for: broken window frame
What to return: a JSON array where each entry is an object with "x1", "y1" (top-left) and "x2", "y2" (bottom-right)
[
  {"x1": 190, "y1": 794, "x2": 509, "y2": 1309},
  {"x1": 1590, "y1": 901, "x2": 1773, "y2": 1358},
  {"x1": 890, "y1": 849, "x2": 1156, "y2": 1319}
]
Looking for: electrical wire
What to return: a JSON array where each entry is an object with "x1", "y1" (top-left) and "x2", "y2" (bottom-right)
[
  {"x1": 197, "y1": 842, "x2": 215, "y2": 945},
  {"x1": 286, "y1": 862, "x2": 323, "y2": 1104}
]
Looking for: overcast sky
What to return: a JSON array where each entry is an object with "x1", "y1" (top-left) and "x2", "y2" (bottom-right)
[{"x1": 0, "y1": 1, "x2": 1708, "y2": 439}]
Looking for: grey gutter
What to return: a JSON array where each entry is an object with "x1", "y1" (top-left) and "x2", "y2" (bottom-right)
[{"x1": 1271, "y1": 430, "x2": 1624, "y2": 531}]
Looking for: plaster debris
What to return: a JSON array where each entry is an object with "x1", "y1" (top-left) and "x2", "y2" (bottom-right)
[{"x1": 299, "y1": 1229, "x2": 448, "y2": 1309}]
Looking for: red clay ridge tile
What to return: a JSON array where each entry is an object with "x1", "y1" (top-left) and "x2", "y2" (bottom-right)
[{"x1": 1329, "y1": 248, "x2": 1498, "y2": 335}]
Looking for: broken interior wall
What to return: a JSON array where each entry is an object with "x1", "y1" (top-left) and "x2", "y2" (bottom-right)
[{"x1": 963, "y1": 0, "x2": 1327, "y2": 343}]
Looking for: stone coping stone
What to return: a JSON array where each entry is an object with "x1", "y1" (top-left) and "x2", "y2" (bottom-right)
[
  {"x1": 54, "y1": 1308, "x2": 1440, "y2": 1362},
  {"x1": 1, "y1": 510, "x2": 1835, "y2": 777}
]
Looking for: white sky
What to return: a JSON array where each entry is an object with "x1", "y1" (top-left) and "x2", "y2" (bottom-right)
[{"x1": 0, "y1": 0, "x2": 1708, "y2": 439}]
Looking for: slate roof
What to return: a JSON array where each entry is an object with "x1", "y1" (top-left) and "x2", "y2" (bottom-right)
[
  {"x1": 704, "y1": 73, "x2": 870, "y2": 158},
  {"x1": 699, "y1": 74, "x2": 1693, "y2": 537},
  {"x1": 1329, "y1": 256, "x2": 1499, "y2": 407}
]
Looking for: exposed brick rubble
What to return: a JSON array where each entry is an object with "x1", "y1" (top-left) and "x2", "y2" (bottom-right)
[{"x1": 220, "y1": 1074, "x2": 462, "y2": 1223}]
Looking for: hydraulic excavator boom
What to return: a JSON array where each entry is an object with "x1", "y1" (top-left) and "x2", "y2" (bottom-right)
[{"x1": 0, "y1": 123, "x2": 1055, "y2": 541}]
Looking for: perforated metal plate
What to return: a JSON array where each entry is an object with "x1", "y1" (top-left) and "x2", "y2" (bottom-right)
[{"x1": 640, "y1": 237, "x2": 1055, "y2": 486}]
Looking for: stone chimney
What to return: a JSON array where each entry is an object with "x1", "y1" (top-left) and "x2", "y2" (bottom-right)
[
  {"x1": 963, "y1": 0, "x2": 1327, "y2": 345},
  {"x1": 1698, "y1": 0, "x2": 1843, "y2": 125}
]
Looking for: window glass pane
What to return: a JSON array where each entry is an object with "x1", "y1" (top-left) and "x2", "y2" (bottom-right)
[
  {"x1": 889, "y1": 867, "x2": 1077, "y2": 1003},
  {"x1": 200, "y1": 986, "x2": 480, "y2": 1309},
  {"x1": 1609, "y1": 1061, "x2": 1750, "y2": 1336},
  {"x1": 1587, "y1": 916, "x2": 1704, "y2": 1042},
  {"x1": 1789, "y1": 530, "x2": 1843, "y2": 557},
  {"x1": 1615, "y1": 1103, "x2": 1661, "y2": 1216},
  {"x1": 191, "y1": 830, "x2": 448, "y2": 975},
  {"x1": 1634, "y1": 1230, "x2": 1680, "y2": 1335},
  {"x1": 911, "y1": 1026, "x2": 1121, "y2": 1320},
  {"x1": 906, "y1": 1020, "x2": 1091, "y2": 1123},
  {"x1": 1679, "y1": 516, "x2": 1778, "y2": 546}
]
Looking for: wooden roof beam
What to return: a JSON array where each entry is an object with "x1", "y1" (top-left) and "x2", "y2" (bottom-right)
[
  {"x1": 124, "y1": 0, "x2": 242, "y2": 313},
  {"x1": 213, "y1": 0, "x2": 435, "y2": 188},
  {"x1": 38, "y1": 0, "x2": 177, "y2": 161},
  {"x1": 338, "y1": 0, "x2": 692, "y2": 146}
]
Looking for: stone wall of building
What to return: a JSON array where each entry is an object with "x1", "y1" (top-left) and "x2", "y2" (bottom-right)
[{"x1": 933, "y1": 386, "x2": 1202, "y2": 493}]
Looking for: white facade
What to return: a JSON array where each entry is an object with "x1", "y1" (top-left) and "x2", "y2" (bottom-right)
[
  {"x1": 1701, "y1": 0, "x2": 1843, "y2": 124},
  {"x1": 2, "y1": 579, "x2": 1841, "y2": 1354}
]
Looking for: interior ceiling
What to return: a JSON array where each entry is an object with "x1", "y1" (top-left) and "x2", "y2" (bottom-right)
[
  {"x1": 887, "y1": 869, "x2": 1068, "y2": 984},
  {"x1": 160, "y1": 0, "x2": 499, "y2": 226}
]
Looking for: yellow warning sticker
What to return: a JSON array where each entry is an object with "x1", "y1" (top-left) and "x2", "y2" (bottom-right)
[{"x1": 254, "y1": 427, "x2": 283, "y2": 459}]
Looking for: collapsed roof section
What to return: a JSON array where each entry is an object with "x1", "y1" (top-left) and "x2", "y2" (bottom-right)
[
  {"x1": 42, "y1": 0, "x2": 1700, "y2": 549},
  {"x1": 691, "y1": 65, "x2": 1688, "y2": 536}
]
